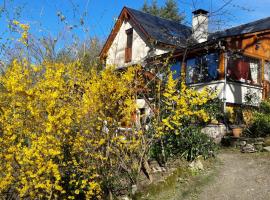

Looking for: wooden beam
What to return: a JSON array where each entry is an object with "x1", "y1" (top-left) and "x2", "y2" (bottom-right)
[
  {"x1": 262, "y1": 60, "x2": 265, "y2": 82},
  {"x1": 218, "y1": 53, "x2": 225, "y2": 80}
]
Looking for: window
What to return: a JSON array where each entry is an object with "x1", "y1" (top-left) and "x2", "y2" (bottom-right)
[
  {"x1": 186, "y1": 53, "x2": 219, "y2": 84},
  {"x1": 264, "y1": 61, "x2": 270, "y2": 82},
  {"x1": 125, "y1": 28, "x2": 133, "y2": 63},
  {"x1": 170, "y1": 61, "x2": 181, "y2": 79},
  {"x1": 227, "y1": 54, "x2": 261, "y2": 84},
  {"x1": 264, "y1": 61, "x2": 270, "y2": 98},
  {"x1": 155, "y1": 62, "x2": 182, "y2": 81}
]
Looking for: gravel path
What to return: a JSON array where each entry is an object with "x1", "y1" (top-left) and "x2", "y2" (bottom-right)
[{"x1": 198, "y1": 151, "x2": 270, "y2": 200}]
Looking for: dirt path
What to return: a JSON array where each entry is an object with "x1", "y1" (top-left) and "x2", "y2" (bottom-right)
[{"x1": 198, "y1": 150, "x2": 270, "y2": 200}]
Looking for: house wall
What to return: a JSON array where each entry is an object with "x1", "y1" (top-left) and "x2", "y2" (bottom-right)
[
  {"x1": 181, "y1": 32, "x2": 270, "y2": 105},
  {"x1": 226, "y1": 32, "x2": 270, "y2": 100},
  {"x1": 225, "y1": 82, "x2": 262, "y2": 105},
  {"x1": 106, "y1": 20, "x2": 168, "y2": 67},
  {"x1": 228, "y1": 32, "x2": 270, "y2": 60},
  {"x1": 190, "y1": 80, "x2": 262, "y2": 105}
]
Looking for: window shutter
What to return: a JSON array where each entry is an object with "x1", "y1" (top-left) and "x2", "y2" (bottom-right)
[
  {"x1": 125, "y1": 47, "x2": 132, "y2": 63},
  {"x1": 125, "y1": 28, "x2": 133, "y2": 63}
]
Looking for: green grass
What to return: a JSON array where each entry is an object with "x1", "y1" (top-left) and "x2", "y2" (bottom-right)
[{"x1": 134, "y1": 157, "x2": 218, "y2": 200}]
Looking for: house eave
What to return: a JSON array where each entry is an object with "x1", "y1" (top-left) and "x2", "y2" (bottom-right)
[{"x1": 145, "y1": 38, "x2": 226, "y2": 64}]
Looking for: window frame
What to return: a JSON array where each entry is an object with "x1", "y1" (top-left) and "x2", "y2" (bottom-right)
[
  {"x1": 186, "y1": 52, "x2": 220, "y2": 84},
  {"x1": 226, "y1": 53, "x2": 262, "y2": 86}
]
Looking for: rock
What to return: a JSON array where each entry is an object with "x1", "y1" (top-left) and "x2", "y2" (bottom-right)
[
  {"x1": 264, "y1": 137, "x2": 270, "y2": 146},
  {"x1": 241, "y1": 144, "x2": 256, "y2": 153},
  {"x1": 189, "y1": 159, "x2": 204, "y2": 171},
  {"x1": 201, "y1": 124, "x2": 226, "y2": 144},
  {"x1": 239, "y1": 140, "x2": 247, "y2": 147},
  {"x1": 263, "y1": 146, "x2": 270, "y2": 152}
]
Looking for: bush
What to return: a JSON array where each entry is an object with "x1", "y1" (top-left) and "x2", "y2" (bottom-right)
[
  {"x1": 199, "y1": 97, "x2": 224, "y2": 124},
  {"x1": 248, "y1": 99, "x2": 270, "y2": 137},
  {"x1": 150, "y1": 126, "x2": 218, "y2": 162},
  {"x1": 178, "y1": 127, "x2": 217, "y2": 161},
  {"x1": 0, "y1": 61, "x2": 142, "y2": 199}
]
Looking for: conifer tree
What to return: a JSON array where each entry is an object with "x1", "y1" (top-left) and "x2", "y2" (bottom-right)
[{"x1": 142, "y1": 0, "x2": 184, "y2": 22}]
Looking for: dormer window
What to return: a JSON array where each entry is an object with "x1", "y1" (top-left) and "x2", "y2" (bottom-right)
[{"x1": 125, "y1": 28, "x2": 133, "y2": 63}]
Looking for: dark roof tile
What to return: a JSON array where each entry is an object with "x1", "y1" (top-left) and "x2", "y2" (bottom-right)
[
  {"x1": 125, "y1": 7, "x2": 270, "y2": 47},
  {"x1": 126, "y1": 7, "x2": 192, "y2": 47},
  {"x1": 209, "y1": 16, "x2": 270, "y2": 40}
]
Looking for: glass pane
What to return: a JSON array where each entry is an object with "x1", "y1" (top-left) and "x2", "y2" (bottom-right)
[
  {"x1": 186, "y1": 53, "x2": 219, "y2": 84},
  {"x1": 206, "y1": 53, "x2": 218, "y2": 80},
  {"x1": 264, "y1": 61, "x2": 270, "y2": 81},
  {"x1": 186, "y1": 58, "x2": 196, "y2": 84},
  {"x1": 250, "y1": 61, "x2": 258, "y2": 84},
  {"x1": 170, "y1": 61, "x2": 181, "y2": 79},
  {"x1": 227, "y1": 54, "x2": 260, "y2": 84}
]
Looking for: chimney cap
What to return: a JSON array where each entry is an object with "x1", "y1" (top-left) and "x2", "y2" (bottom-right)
[{"x1": 192, "y1": 9, "x2": 209, "y2": 15}]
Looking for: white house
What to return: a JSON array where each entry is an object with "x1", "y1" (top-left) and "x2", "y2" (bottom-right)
[{"x1": 100, "y1": 7, "x2": 270, "y2": 107}]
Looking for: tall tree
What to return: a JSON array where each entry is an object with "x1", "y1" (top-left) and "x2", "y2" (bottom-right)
[
  {"x1": 142, "y1": 0, "x2": 159, "y2": 17},
  {"x1": 142, "y1": 0, "x2": 184, "y2": 22},
  {"x1": 161, "y1": 0, "x2": 183, "y2": 22}
]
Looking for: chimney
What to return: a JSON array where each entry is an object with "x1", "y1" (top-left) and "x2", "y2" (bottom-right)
[{"x1": 192, "y1": 9, "x2": 209, "y2": 43}]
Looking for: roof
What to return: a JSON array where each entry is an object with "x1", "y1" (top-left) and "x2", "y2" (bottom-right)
[
  {"x1": 209, "y1": 16, "x2": 270, "y2": 40},
  {"x1": 100, "y1": 7, "x2": 270, "y2": 58},
  {"x1": 128, "y1": 7, "x2": 270, "y2": 44},
  {"x1": 126, "y1": 7, "x2": 192, "y2": 48}
]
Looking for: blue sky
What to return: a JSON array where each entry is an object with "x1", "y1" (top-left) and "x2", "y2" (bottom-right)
[{"x1": 1, "y1": 0, "x2": 270, "y2": 45}]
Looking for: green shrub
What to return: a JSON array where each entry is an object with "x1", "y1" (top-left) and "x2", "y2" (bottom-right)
[
  {"x1": 248, "y1": 99, "x2": 270, "y2": 137},
  {"x1": 150, "y1": 126, "x2": 218, "y2": 162},
  {"x1": 259, "y1": 99, "x2": 270, "y2": 114},
  {"x1": 249, "y1": 113, "x2": 270, "y2": 137},
  {"x1": 175, "y1": 127, "x2": 217, "y2": 161}
]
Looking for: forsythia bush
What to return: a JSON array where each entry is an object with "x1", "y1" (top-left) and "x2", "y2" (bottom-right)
[
  {"x1": 150, "y1": 72, "x2": 218, "y2": 162},
  {"x1": 0, "y1": 60, "x2": 141, "y2": 199},
  {"x1": 159, "y1": 72, "x2": 216, "y2": 135},
  {"x1": 0, "y1": 60, "x2": 215, "y2": 199},
  {"x1": 0, "y1": 19, "x2": 218, "y2": 199}
]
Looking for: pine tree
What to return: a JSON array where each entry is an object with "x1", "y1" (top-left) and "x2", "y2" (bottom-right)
[
  {"x1": 161, "y1": 0, "x2": 183, "y2": 22},
  {"x1": 142, "y1": 1, "x2": 149, "y2": 13},
  {"x1": 141, "y1": 0, "x2": 184, "y2": 23},
  {"x1": 142, "y1": 0, "x2": 159, "y2": 17}
]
